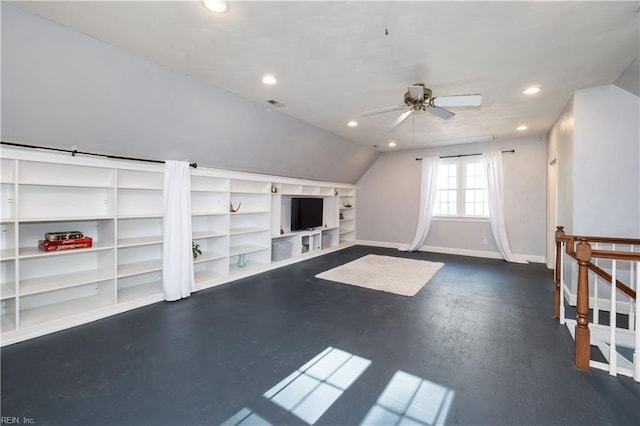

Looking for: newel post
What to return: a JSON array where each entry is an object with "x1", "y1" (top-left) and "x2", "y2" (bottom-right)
[
  {"x1": 554, "y1": 226, "x2": 565, "y2": 319},
  {"x1": 575, "y1": 238, "x2": 592, "y2": 370}
]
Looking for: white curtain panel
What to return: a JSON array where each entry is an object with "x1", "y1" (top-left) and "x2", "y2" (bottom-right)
[
  {"x1": 400, "y1": 156, "x2": 439, "y2": 252},
  {"x1": 484, "y1": 152, "x2": 528, "y2": 263},
  {"x1": 162, "y1": 160, "x2": 196, "y2": 301}
]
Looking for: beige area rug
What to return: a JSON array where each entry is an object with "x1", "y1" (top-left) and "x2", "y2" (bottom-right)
[{"x1": 315, "y1": 254, "x2": 444, "y2": 297}]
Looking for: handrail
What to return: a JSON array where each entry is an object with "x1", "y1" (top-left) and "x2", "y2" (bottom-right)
[
  {"x1": 557, "y1": 234, "x2": 640, "y2": 246},
  {"x1": 554, "y1": 226, "x2": 639, "y2": 374},
  {"x1": 563, "y1": 247, "x2": 636, "y2": 299},
  {"x1": 591, "y1": 250, "x2": 640, "y2": 262},
  {"x1": 589, "y1": 263, "x2": 636, "y2": 299}
]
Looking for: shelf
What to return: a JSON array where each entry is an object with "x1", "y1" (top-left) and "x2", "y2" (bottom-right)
[
  {"x1": 19, "y1": 241, "x2": 114, "y2": 258},
  {"x1": 230, "y1": 179, "x2": 270, "y2": 194},
  {"x1": 117, "y1": 259, "x2": 163, "y2": 278},
  {"x1": 117, "y1": 170, "x2": 163, "y2": 190},
  {"x1": 20, "y1": 293, "x2": 113, "y2": 328},
  {"x1": 192, "y1": 231, "x2": 226, "y2": 239},
  {"x1": 0, "y1": 159, "x2": 15, "y2": 183},
  {"x1": 20, "y1": 269, "x2": 114, "y2": 296},
  {"x1": 117, "y1": 236, "x2": 162, "y2": 247},
  {"x1": 190, "y1": 175, "x2": 229, "y2": 192},
  {"x1": 0, "y1": 249, "x2": 15, "y2": 260},
  {"x1": 230, "y1": 210, "x2": 270, "y2": 215},
  {"x1": 229, "y1": 260, "x2": 267, "y2": 274},
  {"x1": 194, "y1": 252, "x2": 227, "y2": 263},
  {"x1": 19, "y1": 161, "x2": 115, "y2": 188},
  {"x1": 229, "y1": 244, "x2": 268, "y2": 256},
  {"x1": 19, "y1": 185, "x2": 115, "y2": 219},
  {"x1": 0, "y1": 284, "x2": 16, "y2": 300},
  {"x1": 229, "y1": 227, "x2": 269, "y2": 236},
  {"x1": 191, "y1": 188, "x2": 228, "y2": 193},
  {"x1": 117, "y1": 214, "x2": 163, "y2": 219},
  {"x1": 19, "y1": 182, "x2": 113, "y2": 189},
  {"x1": 194, "y1": 269, "x2": 226, "y2": 284},
  {"x1": 117, "y1": 188, "x2": 162, "y2": 217},
  {"x1": 191, "y1": 211, "x2": 228, "y2": 217},
  {"x1": 19, "y1": 215, "x2": 115, "y2": 223},
  {"x1": 1, "y1": 313, "x2": 16, "y2": 333},
  {"x1": 118, "y1": 281, "x2": 162, "y2": 303}
]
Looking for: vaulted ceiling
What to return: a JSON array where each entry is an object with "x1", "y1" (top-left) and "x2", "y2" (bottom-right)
[{"x1": 10, "y1": 1, "x2": 640, "y2": 152}]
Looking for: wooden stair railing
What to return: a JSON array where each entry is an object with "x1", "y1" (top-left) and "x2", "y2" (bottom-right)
[{"x1": 554, "y1": 226, "x2": 639, "y2": 371}]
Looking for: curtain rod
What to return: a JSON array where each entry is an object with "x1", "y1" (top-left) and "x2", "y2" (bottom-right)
[
  {"x1": 415, "y1": 149, "x2": 515, "y2": 161},
  {"x1": 1, "y1": 141, "x2": 198, "y2": 168}
]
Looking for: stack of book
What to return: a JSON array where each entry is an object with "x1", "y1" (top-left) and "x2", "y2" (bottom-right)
[{"x1": 38, "y1": 231, "x2": 93, "y2": 252}]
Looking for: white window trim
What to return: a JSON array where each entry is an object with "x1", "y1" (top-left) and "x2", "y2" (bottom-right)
[
  {"x1": 432, "y1": 215, "x2": 490, "y2": 223},
  {"x1": 434, "y1": 157, "x2": 489, "y2": 219}
]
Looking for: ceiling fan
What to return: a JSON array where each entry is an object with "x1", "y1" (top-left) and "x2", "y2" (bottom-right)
[{"x1": 363, "y1": 83, "x2": 482, "y2": 131}]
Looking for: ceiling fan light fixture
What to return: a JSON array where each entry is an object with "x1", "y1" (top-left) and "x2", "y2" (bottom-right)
[
  {"x1": 388, "y1": 141, "x2": 397, "y2": 147},
  {"x1": 523, "y1": 86, "x2": 541, "y2": 95},
  {"x1": 203, "y1": 0, "x2": 228, "y2": 13},
  {"x1": 517, "y1": 125, "x2": 528, "y2": 131},
  {"x1": 262, "y1": 74, "x2": 277, "y2": 85}
]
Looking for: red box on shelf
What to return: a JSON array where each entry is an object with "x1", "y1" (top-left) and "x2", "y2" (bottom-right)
[{"x1": 38, "y1": 237, "x2": 93, "y2": 252}]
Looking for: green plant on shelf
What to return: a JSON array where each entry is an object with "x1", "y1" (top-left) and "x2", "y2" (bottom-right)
[{"x1": 192, "y1": 241, "x2": 202, "y2": 260}]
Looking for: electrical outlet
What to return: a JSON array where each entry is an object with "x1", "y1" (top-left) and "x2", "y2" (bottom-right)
[{"x1": 482, "y1": 238, "x2": 488, "y2": 245}]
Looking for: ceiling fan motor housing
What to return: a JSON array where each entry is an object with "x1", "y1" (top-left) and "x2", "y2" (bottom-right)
[{"x1": 404, "y1": 85, "x2": 433, "y2": 110}]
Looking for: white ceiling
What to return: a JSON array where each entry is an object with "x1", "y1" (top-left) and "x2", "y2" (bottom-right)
[{"x1": 12, "y1": 1, "x2": 640, "y2": 152}]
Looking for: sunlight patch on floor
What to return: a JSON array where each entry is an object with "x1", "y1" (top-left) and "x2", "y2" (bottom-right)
[
  {"x1": 263, "y1": 346, "x2": 372, "y2": 424},
  {"x1": 361, "y1": 371, "x2": 455, "y2": 426}
]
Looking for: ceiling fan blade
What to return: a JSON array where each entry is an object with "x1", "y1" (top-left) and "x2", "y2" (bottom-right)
[
  {"x1": 362, "y1": 104, "x2": 408, "y2": 117},
  {"x1": 433, "y1": 94, "x2": 482, "y2": 107},
  {"x1": 426, "y1": 105, "x2": 455, "y2": 120},
  {"x1": 389, "y1": 110, "x2": 413, "y2": 131},
  {"x1": 408, "y1": 85, "x2": 424, "y2": 101}
]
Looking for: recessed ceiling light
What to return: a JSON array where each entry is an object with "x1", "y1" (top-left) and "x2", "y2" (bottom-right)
[
  {"x1": 523, "y1": 86, "x2": 541, "y2": 95},
  {"x1": 262, "y1": 75, "x2": 277, "y2": 85},
  {"x1": 348, "y1": 120, "x2": 358, "y2": 127},
  {"x1": 202, "y1": 0, "x2": 228, "y2": 13},
  {"x1": 517, "y1": 125, "x2": 528, "y2": 131},
  {"x1": 388, "y1": 141, "x2": 397, "y2": 147}
]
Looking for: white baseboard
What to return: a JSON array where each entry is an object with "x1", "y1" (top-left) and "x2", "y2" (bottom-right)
[
  {"x1": 356, "y1": 240, "x2": 404, "y2": 250},
  {"x1": 356, "y1": 240, "x2": 546, "y2": 263}
]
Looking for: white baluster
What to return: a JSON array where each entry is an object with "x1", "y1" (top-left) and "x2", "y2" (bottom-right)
[
  {"x1": 634, "y1": 260, "x2": 639, "y2": 382},
  {"x1": 593, "y1": 242, "x2": 599, "y2": 325},
  {"x1": 609, "y1": 258, "x2": 617, "y2": 376},
  {"x1": 630, "y1": 245, "x2": 635, "y2": 331},
  {"x1": 560, "y1": 241, "x2": 565, "y2": 325}
]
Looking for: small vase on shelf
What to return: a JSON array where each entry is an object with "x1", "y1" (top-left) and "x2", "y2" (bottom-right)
[{"x1": 236, "y1": 253, "x2": 247, "y2": 268}]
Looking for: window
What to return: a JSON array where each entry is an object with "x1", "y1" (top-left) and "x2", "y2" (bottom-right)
[{"x1": 434, "y1": 158, "x2": 489, "y2": 217}]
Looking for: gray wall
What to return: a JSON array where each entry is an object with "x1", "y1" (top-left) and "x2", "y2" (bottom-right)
[
  {"x1": 1, "y1": 5, "x2": 378, "y2": 184},
  {"x1": 547, "y1": 98, "x2": 575, "y2": 234},
  {"x1": 573, "y1": 85, "x2": 639, "y2": 238},
  {"x1": 356, "y1": 136, "x2": 548, "y2": 260},
  {"x1": 547, "y1": 84, "x2": 639, "y2": 296}
]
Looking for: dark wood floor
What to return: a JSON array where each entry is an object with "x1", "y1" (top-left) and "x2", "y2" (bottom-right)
[{"x1": 2, "y1": 246, "x2": 639, "y2": 425}]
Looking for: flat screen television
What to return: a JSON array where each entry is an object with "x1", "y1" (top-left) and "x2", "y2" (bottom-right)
[{"x1": 291, "y1": 197, "x2": 323, "y2": 231}]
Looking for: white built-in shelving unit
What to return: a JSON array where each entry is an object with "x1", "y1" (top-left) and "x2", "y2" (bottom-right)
[
  {"x1": 338, "y1": 188, "x2": 356, "y2": 245},
  {"x1": 0, "y1": 146, "x2": 355, "y2": 345}
]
